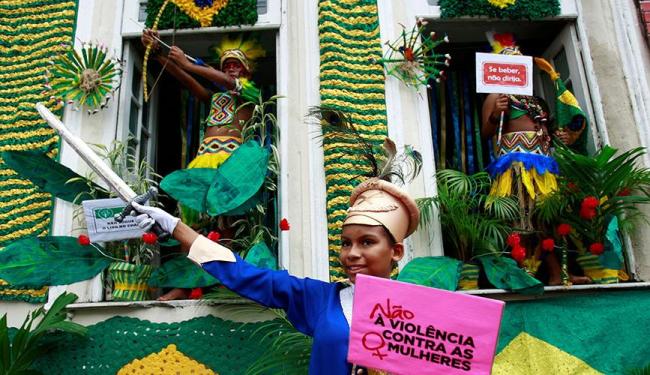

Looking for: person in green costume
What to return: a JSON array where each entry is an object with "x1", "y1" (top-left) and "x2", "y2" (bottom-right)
[{"x1": 142, "y1": 30, "x2": 266, "y2": 300}]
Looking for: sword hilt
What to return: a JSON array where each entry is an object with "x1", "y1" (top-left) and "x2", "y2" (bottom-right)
[{"x1": 115, "y1": 187, "x2": 171, "y2": 243}]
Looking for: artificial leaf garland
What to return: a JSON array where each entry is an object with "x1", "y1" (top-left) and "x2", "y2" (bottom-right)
[{"x1": 439, "y1": 0, "x2": 560, "y2": 20}]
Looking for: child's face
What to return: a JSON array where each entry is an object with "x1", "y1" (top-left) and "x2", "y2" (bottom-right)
[
  {"x1": 222, "y1": 58, "x2": 246, "y2": 78},
  {"x1": 339, "y1": 224, "x2": 403, "y2": 283}
]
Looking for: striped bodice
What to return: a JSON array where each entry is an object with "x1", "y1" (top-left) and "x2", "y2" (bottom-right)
[{"x1": 498, "y1": 131, "x2": 551, "y2": 156}]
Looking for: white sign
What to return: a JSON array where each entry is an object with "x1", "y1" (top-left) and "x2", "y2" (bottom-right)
[
  {"x1": 82, "y1": 198, "x2": 144, "y2": 242},
  {"x1": 475, "y1": 52, "x2": 533, "y2": 95}
]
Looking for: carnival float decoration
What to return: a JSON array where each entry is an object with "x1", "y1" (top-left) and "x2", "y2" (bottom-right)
[
  {"x1": 439, "y1": 0, "x2": 561, "y2": 19},
  {"x1": 44, "y1": 42, "x2": 123, "y2": 114},
  {"x1": 373, "y1": 19, "x2": 450, "y2": 88}
]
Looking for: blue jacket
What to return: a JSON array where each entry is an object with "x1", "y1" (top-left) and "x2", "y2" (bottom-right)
[{"x1": 202, "y1": 254, "x2": 352, "y2": 374}]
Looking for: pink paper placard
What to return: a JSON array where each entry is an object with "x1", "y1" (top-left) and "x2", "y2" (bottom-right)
[{"x1": 348, "y1": 274, "x2": 505, "y2": 375}]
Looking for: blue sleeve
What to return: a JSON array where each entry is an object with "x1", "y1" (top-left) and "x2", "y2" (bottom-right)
[{"x1": 201, "y1": 254, "x2": 330, "y2": 336}]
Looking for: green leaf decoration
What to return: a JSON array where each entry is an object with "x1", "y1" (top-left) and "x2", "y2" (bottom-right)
[
  {"x1": 0, "y1": 292, "x2": 86, "y2": 374},
  {"x1": 206, "y1": 141, "x2": 270, "y2": 216},
  {"x1": 0, "y1": 236, "x2": 111, "y2": 287},
  {"x1": 244, "y1": 242, "x2": 277, "y2": 270},
  {"x1": 160, "y1": 168, "x2": 215, "y2": 212},
  {"x1": 147, "y1": 256, "x2": 219, "y2": 288},
  {"x1": 2, "y1": 151, "x2": 108, "y2": 203},
  {"x1": 220, "y1": 191, "x2": 262, "y2": 216},
  {"x1": 601, "y1": 215, "x2": 624, "y2": 270},
  {"x1": 478, "y1": 255, "x2": 543, "y2": 295},
  {"x1": 160, "y1": 141, "x2": 269, "y2": 216},
  {"x1": 397, "y1": 256, "x2": 462, "y2": 291}
]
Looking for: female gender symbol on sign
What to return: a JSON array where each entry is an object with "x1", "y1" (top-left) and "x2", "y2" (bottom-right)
[{"x1": 362, "y1": 331, "x2": 387, "y2": 360}]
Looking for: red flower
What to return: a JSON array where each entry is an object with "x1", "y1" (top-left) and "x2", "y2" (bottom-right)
[
  {"x1": 557, "y1": 224, "x2": 572, "y2": 237},
  {"x1": 579, "y1": 207, "x2": 597, "y2": 220},
  {"x1": 582, "y1": 196, "x2": 600, "y2": 210},
  {"x1": 77, "y1": 234, "x2": 90, "y2": 246},
  {"x1": 207, "y1": 231, "x2": 221, "y2": 242},
  {"x1": 189, "y1": 288, "x2": 203, "y2": 299},
  {"x1": 403, "y1": 47, "x2": 414, "y2": 61},
  {"x1": 617, "y1": 188, "x2": 631, "y2": 197},
  {"x1": 567, "y1": 182, "x2": 579, "y2": 192},
  {"x1": 506, "y1": 233, "x2": 521, "y2": 247},
  {"x1": 589, "y1": 242, "x2": 605, "y2": 255},
  {"x1": 280, "y1": 218, "x2": 290, "y2": 231},
  {"x1": 142, "y1": 232, "x2": 157, "y2": 244},
  {"x1": 511, "y1": 245, "x2": 526, "y2": 262},
  {"x1": 541, "y1": 238, "x2": 555, "y2": 252}
]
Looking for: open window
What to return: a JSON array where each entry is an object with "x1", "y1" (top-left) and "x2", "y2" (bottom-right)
[{"x1": 420, "y1": 19, "x2": 638, "y2": 288}]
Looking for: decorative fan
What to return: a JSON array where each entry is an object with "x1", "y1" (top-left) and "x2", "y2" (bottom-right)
[
  {"x1": 44, "y1": 42, "x2": 123, "y2": 114},
  {"x1": 373, "y1": 19, "x2": 450, "y2": 88}
]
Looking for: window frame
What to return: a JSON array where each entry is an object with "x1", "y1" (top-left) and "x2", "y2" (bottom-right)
[{"x1": 376, "y1": 0, "x2": 647, "y2": 291}]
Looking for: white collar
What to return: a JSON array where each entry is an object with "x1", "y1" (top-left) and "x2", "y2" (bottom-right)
[{"x1": 339, "y1": 284, "x2": 355, "y2": 328}]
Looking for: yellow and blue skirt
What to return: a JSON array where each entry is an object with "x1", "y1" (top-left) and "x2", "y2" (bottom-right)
[
  {"x1": 487, "y1": 131, "x2": 558, "y2": 200},
  {"x1": 182, "y1": 135, "x2": 242, "y2": 225}
]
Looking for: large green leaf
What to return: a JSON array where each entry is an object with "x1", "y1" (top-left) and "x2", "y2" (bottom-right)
[
  {"x1": 0, "y1": 236, "x2": 111, "y2": 287},
  {"x1": 1, "y1": 151, "x2": 108, "y2": 203},
  {"x1": 244, "y1": 242, "x2": 277, "y2": 270},
  {"x1": 397, "y1": 256, "x2": 462, "y2": 291},
  {"x1": 147, "y1": 256, "x2": 219, "y2": 288},
  {"x1": 160, "y1": 168, "x2": 215, "y2": 212},
  {"x1": 206, "y1": 141, "x2": 270, "y2": 216},
  {"x1": 478, "y1": 255, "x2": 543, "y2": 295}
]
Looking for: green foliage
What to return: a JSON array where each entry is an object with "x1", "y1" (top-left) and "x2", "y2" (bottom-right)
[
  {"x1": 536, "y1": 145, "x2": 650, "y2": 244},
  {"x1": 145, "y1": 0, "x2": 258, "y2": 31},
  {"x1": 229, "y1": 96, "x2": 280, "y2": 255},
  {"x1": 439, "y1": 0, "x2": 560, "y2": 20},
  {"x1": 477, "y1": 255, "x2": 543, "y2": 295},
  {"x1": 205, "y1": 141, "x2": 270, "y2": 216},
  {"x1": 80, "y1": 139, "x2": 162, "y2": 266},
  {"x1": 0, "y1": 292, "x2": 86, "y2": 374},
  {"x1": 243, "y1": 242, "x2": 277, "y2": 270},
  {"x1": 1, "y1": 151, "x2": 108, "y2": 204},
  {"x1": 397, "y1": 256, "x2": 462, "y2": 291},
  {"x1": 418, "y1": 169, "x2": 519, "y2": 261},
  {"x1": 202, "y1": 288, "x2": 312, "y2": 375},
  {"x1": 147, "y1": 256, "x2": 219, "y2": 288},
  {"x1": 0, "y1": 237, "x2": 112, "y2": 288}
]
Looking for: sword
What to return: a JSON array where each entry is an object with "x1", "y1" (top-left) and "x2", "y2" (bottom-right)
[{"x1": 36, "y1": 103, "x2": 170, "y2": 242}]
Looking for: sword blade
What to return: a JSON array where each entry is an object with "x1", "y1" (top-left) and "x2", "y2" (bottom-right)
[{"x1": 35, "y1": 103, "x2": 137, "y2": 202}]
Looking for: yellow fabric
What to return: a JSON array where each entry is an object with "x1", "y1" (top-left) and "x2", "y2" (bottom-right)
[
  {"x1": 118, "y1": 344, "x2": 217, "y2": 374},
  {"x1": 490, "y1": 168, "x2": 513, "y2": 197},
  {"x1": 187, "y1": 151, "x2": 230, "y2": 169},
  {"x1": 493, "y1": 332, "x2": 603, "y2": 375},
  {"x1": 583, "y1": 267, "x2": 619, "y2": 284},
  {"x1": 489, "y1": 162, "x2": 557, "y2": 198},
  {"x1": 458, "y1": 279, "x2": 478, "y2": 290},
  {"x1": 534, "y1": 57, "x2": 561, "y2": 82}
]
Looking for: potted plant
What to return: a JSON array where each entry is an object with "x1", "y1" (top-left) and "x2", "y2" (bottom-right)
[
  {"x1": 536, "y1": 145, "x2": 650, "y2": 284},
  {"x1": 412, "y1": 169, "x2": 542, "y2": 294}
]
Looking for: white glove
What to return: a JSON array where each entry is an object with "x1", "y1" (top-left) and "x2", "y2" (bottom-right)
[{"x1": 131, "y1": 202, "x2": 180, "y2": 234}]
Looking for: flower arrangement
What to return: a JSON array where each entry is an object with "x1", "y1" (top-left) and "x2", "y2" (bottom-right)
[{"x1": 536, "y1": 145, "x2": 650, "y2": 283}]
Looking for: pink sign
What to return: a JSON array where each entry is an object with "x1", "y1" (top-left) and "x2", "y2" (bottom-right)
[{"x1": 348, "y1": 274, "x2": 505, "y2": 375}]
